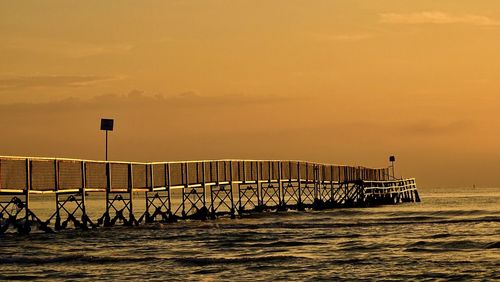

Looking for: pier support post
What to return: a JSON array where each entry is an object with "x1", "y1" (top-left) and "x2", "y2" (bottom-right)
[
  {"x1": 282, "y1": 181, "x2": 300, "y2": 210},
  {"x1": 181, "y1": 186, "x2": 208, "y2": 220},
  {"x1": 260, "y1": 182, "x2": 281, "y2": 211},
  {"x1": 50, "y1": 192, "x2": 93, "y2": 231},
  {"x1": 0, "y1": 194, "x2": 27, "y2": 234},
  {"x1": 143, "y1": 191, "x2": 171, "y2": 222},
  {"x1": 101, "y1": 192, "x2": 136, "y2": 227},
  {"x1": 141, "y1": 163, "x2": 174, "y2": 223},
  {"x1": 237, "y1": 182, "x2": 260, "y2": 214},
  {"x1": 209, "y1": 183, "x2": 235, "y2": 219},
  {"x1": 99, "y1": 163, "x2": 137, "y2": 227}
]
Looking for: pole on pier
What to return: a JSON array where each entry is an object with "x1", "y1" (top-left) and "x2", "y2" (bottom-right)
[
  {"x1": 105, "y1": 131, "x2": 108, "y2": 161},
  {"x1": 100, "y1": 119, "x2": 114, "y2": 161},
  {"x1": 389, "y1": 156, "x2": 396, "y2": 179}
]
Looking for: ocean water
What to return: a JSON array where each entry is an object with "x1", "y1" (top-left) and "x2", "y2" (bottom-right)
[{"x1": 1, "y1": 187, "x2": 499, "y2": 281}]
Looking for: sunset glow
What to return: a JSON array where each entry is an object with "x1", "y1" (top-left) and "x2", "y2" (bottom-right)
[{"x1": 2, "y1": 1, "x2": 500, "y2": 187}]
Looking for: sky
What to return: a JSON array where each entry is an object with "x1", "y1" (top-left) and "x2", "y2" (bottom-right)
[{"x1": 1, "y1": 0, "x2": 500, "y2": 188}]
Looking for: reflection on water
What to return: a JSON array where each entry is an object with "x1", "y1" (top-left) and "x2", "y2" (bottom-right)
[{"x1": 1, "y1": 188, "x2": 499, "y2": 281}]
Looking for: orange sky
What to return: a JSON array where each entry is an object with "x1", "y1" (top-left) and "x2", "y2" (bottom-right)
[{"x1": 1, "y1": 1, "x2": 500, "y2": 188}]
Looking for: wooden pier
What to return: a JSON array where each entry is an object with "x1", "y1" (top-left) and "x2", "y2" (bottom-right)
[{"x1": 0, "y1": 156, "x2": 420, "y2": 235}]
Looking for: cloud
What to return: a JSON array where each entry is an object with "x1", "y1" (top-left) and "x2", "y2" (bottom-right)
[
  {"x1": 0, "y1": 90, "x2": 291, "y2": 114},
  {"x1": 380, "y1": 11, "x2": 500, "y2": 26},
  {"x1": 62, "y1": 43, "x2": 133, "y2": 59},
  {"x1": 312, "y1": 33, "x2": 374, "y2": 42},
  {"x1": 1, "y1": 38, "x2": 134, "y2": 59},
  {"x1": 0, "y1": 75, "x2": 123, "y2": 91},
  {"x1": 399, "y1": 120, "x2": 473, "y2": 136}
]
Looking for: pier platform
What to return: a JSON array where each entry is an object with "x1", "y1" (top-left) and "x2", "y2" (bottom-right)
[{"x1": 0, "y1": 156, "x2": 419, "y2": 234}]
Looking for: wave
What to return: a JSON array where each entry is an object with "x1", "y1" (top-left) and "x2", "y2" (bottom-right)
[
  {"x1": 423, "y1": 233, "x2": 452, "y2": 239},
  {"x1": 0, "y1": 275, "x2": 42, "y2": 281},
  {"x1": 219, "y1": 216, "x2": 500, "y2": 230},
  {"x1": 323, "y1": 209, "x2": 376, "y2": 216},
  {"x1": 0, "y1": 253, "x2": 311, "y2": 267},
  {"x1": 0, "y1": 254, "x2": 158, "y2": 265},
  {"x1": 338, "y1": 242, "x2": 388, "y2": 252},
  {"x1": 243, "y1": 240, "x2": 326, "y2": 248},
  {"x1": 405, "y1": 240, "x2": 500, "y2": 252},
  {"x1": 383, "y1": 209, "x2": 494, "y2": 219},
  {"x1": 173, "y1": 255, "x2": 307, "y2": 266},
  {"x1": 485, "y1": 241, "x2": 500, "y2": 249},
  {"x1": 383, "y1": 215, "x2": 442, "y2": 221},
  {"x1": 426, "y1": 210, "x2": 492, "y2": 217},
  {"x1": 311, "y1": 233, "x2": 363, "y2": 239}
]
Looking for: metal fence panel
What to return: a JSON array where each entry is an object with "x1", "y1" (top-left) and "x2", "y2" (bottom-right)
[
  {"x1": 271, "y1": 161, "x2": 280, "y2": 180},
  {"x1": 152, "y1": 163, "x2": 166, "y2": 188},
  {"x1": 218, "y1": 161, "x2": 231, "y2": 182},
  {"x1": 281, "y1": 161, "x2": 291, "y2": 180},
  {"x1": 132, "y1": 163, "x2": 149, "y2": 189},
  {"x1": 340, "y1": 166, "x2": 346, "y2": 182},
  {"x1": 187, "y1": 162, "x2": 203, "y2": 185},
  {"x1": 290, "y1": 161, "x2": 299, "y2": 179},
  {"x1": 322, "y1": 165, "x2": 332, "y2": 181},
  {"x1": 169, "y1": 162, "x2": 184, "y2": 187},
  {"x1": 332, "y1": 165, "x2": 339, "y2": 182},
  {"x1": 31, "y1": 160, "x2": 55, "y2": 191},
  {"x1": 259, "y1": 161, "x2": 271, "y2": 180},
  {"x1": 231, "y1": 161, "x2": 244, "y2": 181},
  {"x1": 244, "y1": 161, "x2": 258, "y2": 182},
  {"x1": 111, "y1": 163, "x2": 129, "y2": 191},
  {"x1": 307, "y1": 163, "x2": 315, "y2": 181},
  {"x1": 86, "y1": 162, "x2": 107, "y2": 189},
  {"x1": 59, "y1": 160, "x2": 82, "y2": 190},
  {"x1": 299, "y1": 162, "x2": 307, "y2": 180},
  {"x1": 204, "y1": 161, "x2": 217, "y2": 183},
  {"x1": 0, "y1": 159, "x2": 27, "y2": 191}
]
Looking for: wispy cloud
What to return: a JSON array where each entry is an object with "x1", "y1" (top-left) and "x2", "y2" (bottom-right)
[
  {"x1": 62, "y1": 43, "x2": 133, "y2": 58},
  {"x1": 0, "y1": 75, "x2": 123, "y2": 91},
  {"x1": 312, "y1": 33, "x2": 374, "y2": 42},
  {"x1": 1, "y1": 38, "x2": 133, "y2": 58},
  {"x1": 380, "y1": 11, "x2": 500, "y2": 26},
  {"x1": 400, "y1": 120, "x2": 473, "y2": 136}
]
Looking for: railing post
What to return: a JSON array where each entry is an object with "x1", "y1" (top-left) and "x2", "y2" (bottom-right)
[
  {"x1": 239, "y1": 162, "x2": 245, "y2": 212},
  {"x1": 256, "y1": 162, "x2": 262, "y2": 206},
  {"x1": 22, "y1": 158, "x2": 31, "y2": 234},
  {"x1": 81, "y1": 161, "x2": 88, "y2": 227},
  {"x1": 128, "y1": 163, "x2": 134, "y2": 225},
  {"x1": 166, "y1": 163, "x2": 172, "y2": 217},
  {"x1": 297, "y1": 162, "x2": 302, "y2": 209},
  {"x1": 229, "y1": 161, "x2": 235, "y2": 218},
  {"x1": 54, "y1": 159, "x2": 61, "y2": 230},
  {"x1": 145, "y1": 164, "x2": 153, "y2": 222},
  {"x1": 277, "y1": 161, "x2": 283, "y2": 209},
  {"x1": 104, "y1": 162, "x2": 111, "y2": 226},
  {"x1": 181, "y1": 163, "x2": 187, "y2": 218},
  {"x1": 202, "y1": 162, "x2": 207, "y2": 209}
]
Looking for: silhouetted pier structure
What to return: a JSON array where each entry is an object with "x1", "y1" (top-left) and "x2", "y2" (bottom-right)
[{"x1": 0, "y1": 156, "x2": 419, "y2": 234}]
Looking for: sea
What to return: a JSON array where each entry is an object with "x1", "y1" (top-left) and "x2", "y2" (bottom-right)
[{"x1": 1, "y1": 187, "x2": 499, "y2": 281}]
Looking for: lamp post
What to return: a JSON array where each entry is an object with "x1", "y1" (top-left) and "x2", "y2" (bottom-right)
[
  {"x1": 389, "y1": 155, "x2": 396, "y2": 179},
  {"x1": 100, "y1": 119, "x2": 114, "y2": 161}
]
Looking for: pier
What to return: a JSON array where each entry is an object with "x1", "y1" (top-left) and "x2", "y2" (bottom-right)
[{"x1": 0, "y1": 156, "x2": 419, "y2": 235}]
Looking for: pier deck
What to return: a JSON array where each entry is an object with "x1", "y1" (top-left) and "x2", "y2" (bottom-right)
[{"x1": 0, "y1": 156, "x2": 419, "y2": 234}]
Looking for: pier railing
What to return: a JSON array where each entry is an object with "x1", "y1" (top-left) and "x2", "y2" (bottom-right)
[
  {"x1": 0, "y1": 156, "x2": 418, "y2": 235},
  {"x1": 0, "y1": 157, "x2": 391, "y2": 193}
]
